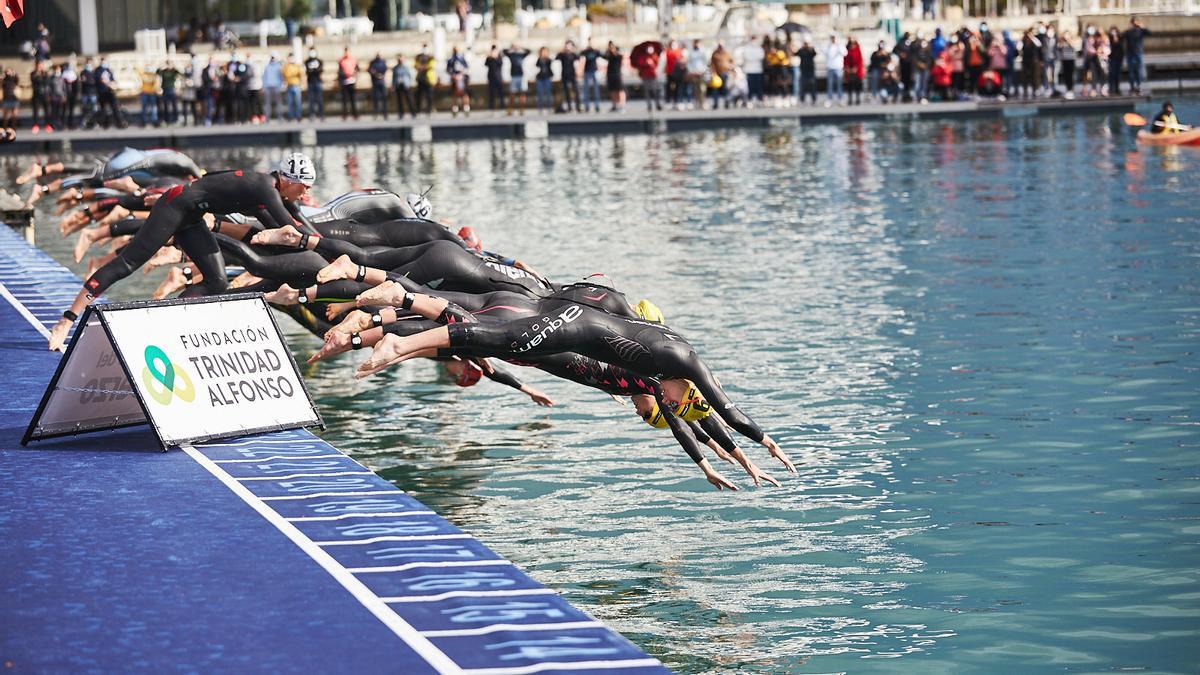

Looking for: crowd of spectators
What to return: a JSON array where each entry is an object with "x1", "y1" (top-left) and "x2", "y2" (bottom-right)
[{"x1": 0, "y1": 16, "x2": 1153, "y2": 131}]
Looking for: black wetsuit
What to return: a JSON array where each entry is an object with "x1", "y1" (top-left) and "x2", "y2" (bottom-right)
[
  {"x1": 445, "y1": 304, "x2": 767, "y2": 444},
  {"x1": 60, "y1": 148, "x2": 201, "y2": 190},
  {"x1": 84, "y1": 171, "x2": 304, "y2": 298}
]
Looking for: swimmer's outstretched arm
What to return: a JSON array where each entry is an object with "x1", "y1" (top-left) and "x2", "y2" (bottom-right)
[
  {"x1": 682, "y1": 360, "x2": 795, "y2": 473},
  {"x1": 695, "y1": 415, "x2": 781, "y2": 487}
]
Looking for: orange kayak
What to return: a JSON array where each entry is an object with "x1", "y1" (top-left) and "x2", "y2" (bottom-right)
[{"x1": 1137, "y1": 128, "x2": 1200, "y2": 146}]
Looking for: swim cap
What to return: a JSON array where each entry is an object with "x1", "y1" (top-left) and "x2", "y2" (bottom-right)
[
  {"x1": 276, "y1": 152, "x2": 316, "y2": 186},
  {"x1": 644, "y1": 383, "x2": 712, "y2": 428},
  {"x1": 449, "y1": 359, "x2": 483, "y2": 387},
  {"x1": 406, "y1": 192, "x2": 433, "y2": 219},
  {"x1": 458, "y1": 226, "x2": 482, "y2": 251},
  {"x1": 634, "y1": 299, "x2": 665, "y2": 323}
]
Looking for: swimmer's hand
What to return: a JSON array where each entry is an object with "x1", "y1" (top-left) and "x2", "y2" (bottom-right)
[
  {"x1": 521, "y1": 385, "x2": 555, "y2": 407},
  {"x1": 762, "y1": 435, "x2": 795, "y2": 473},
  {"x1": 251, "y1": 224, "x2": 303, "y2": 247},
  {"x1": 728, "y1": 447, "x2": 781, "y2": 487},
  {"x1": 48, "y1": 317, "x2": 71, "y2": 352},
  {"x1": 699, "y1": 459, "x2": 738, "y2": 491},
  {"x1": 470, "y1": 357, "x2": 494, "y2": 375},
  {"x1": 705, "y1": 439, "x2": 735, "y2": 464}
]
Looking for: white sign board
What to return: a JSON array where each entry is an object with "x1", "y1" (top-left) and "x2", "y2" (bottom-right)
[{"x1": 24, "y1": 294, "x2": 322, "y2": 450}]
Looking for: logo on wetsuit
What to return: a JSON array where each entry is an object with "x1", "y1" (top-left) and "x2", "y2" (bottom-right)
[
  {"x1": 484, "y1": 261, "x2": 538, "y2": 283},
  {"x1": 513, "y1": 305, "x2": 582, "y2": 353}
]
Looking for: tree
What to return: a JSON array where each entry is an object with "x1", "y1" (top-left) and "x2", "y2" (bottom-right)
[{"x1": 493, "y1": 0, "x2": 515, "y2": 24}]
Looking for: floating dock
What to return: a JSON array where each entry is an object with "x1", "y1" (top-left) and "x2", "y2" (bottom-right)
[
  {"x1": 0, "y1": 223, "x2": 668, "y2": 674},
  {"x1": 1, "y1": 95, "x2": 1144, "y2": 152}
]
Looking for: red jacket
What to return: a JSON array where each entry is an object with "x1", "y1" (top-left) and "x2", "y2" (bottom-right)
[{"x1": 844, "y1": 44, "x2": 865, "y2": 79}]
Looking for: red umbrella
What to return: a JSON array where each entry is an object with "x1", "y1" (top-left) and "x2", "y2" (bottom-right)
[
  {"x1": 629, "y1": 41, "x2": 663, "y2": 70},
  {"x1": 1, "y1": 0, "x2": 23, "y2": 28}
]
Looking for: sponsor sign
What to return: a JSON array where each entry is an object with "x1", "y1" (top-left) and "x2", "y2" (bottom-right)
[{"x1": 23, "y1": 294, "x2": 321, "y2": 450}]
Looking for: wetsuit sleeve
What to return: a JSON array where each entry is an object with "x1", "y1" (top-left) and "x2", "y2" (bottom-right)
[
  {"x1": 653, "y1": 385, "x2": 705, "y2": 465},
  {"x1": 687, "y1": 420, "x2": 712, "y2": 445},
  {"x1": 108, "y1": 217, "x2": 146, "y2": 237},
  {"x1": 687, "y1": 360, "x2": 767, "y2": 444},
  {"x1": 482, "y1": 362, "x2": 525, "y2": 391},
  {"x1": 285, "y1": 199, "x2": 319, "y2": 236},
  {"x1": 253, "y1": 176, "x2": 305, "y2": 232},
  {"x1": 698, "y1": 414, "x2": 738, "y2": 454}
]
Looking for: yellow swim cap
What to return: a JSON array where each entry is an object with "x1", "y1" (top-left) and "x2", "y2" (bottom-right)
[
  {"x1": 634, "y1": 299, "x2": 665, "y2": 324},
  {"x1": 643, "y1": 384, "x2": 712, "y2": 428}
]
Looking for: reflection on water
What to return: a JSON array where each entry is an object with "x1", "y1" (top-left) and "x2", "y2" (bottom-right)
[{"x1": 11, "y1": 102, "x2": 1200, "y2": 673}]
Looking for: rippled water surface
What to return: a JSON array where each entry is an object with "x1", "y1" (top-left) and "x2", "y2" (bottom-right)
[{"x1": 17, "y1": 100, "x2": 1200, "y2": 673}]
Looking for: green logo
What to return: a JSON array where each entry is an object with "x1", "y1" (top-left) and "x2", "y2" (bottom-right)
[{"x1": 142, "y1": 345, "x2": 195, "y2": 405}]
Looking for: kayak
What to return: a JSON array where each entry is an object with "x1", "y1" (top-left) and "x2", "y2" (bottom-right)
[{"x1": 1136, "y1": 128, "x2": 1200, "y2": 146}]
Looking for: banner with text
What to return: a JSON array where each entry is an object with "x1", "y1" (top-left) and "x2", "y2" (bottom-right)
[{"x1": 24, "y1": 294, "x2": 321, "y2": 449}]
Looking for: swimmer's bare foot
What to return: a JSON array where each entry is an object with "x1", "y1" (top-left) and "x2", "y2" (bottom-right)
[
  {"x1": 103, "y1": 176, "x2": 140, "y2": 192},
  {"x1": 143, "y1": 246, "x2": 183, "y2": 273},
  {"x1": 316, "y1": 254, "x2": 358, "y2": 284},
  {"x1": 325, "y1": 301, "x2": 356, "y2": 322},
  {"x1": 356, "y1": 280, "x2": 406, "y2": 307},
  {"x1": 108, "y1": 235, "x2": 132, "y2": 253},
  {"x1": 355, "y1": 334, "x2": 408, "y2": 379},
  {"x1": 24, "y1": 183, "x2": 45, "y2": 208},
  {"x1": 59, "y1": 211, "x2": 90, "y2": 236},
  {"x1": 331, "y1": 309, "x2": 372, "y2": 334},
  {"x1": 264, "y1": 284, "x2": 302, "y2": 306},
  {"x1": 153, "y1": 267, "x2": 190, "y2": 299},
  {"x1": 229, "y1": 271, "x2": 262, "y2": 289},
  {"x1": 307, "y1": 330, "x2": 353, "y2": 364},
  {"x1": 15, "y1": 161, "x2": 42, "y2": 185},
  {"x1": 73, "y1": 227, "x2": 99, "y2": 262},
  {"x1": 86, "y1": 252, "x2": 116, "y2": 277},
  {"x1": 250, "y1": 224, "x2": 303, "y2": 247}
]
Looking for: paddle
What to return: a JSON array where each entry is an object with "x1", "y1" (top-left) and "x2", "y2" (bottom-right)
[{"x1": 1124, "y1": 112, "x2": 1192, "y2": 132}]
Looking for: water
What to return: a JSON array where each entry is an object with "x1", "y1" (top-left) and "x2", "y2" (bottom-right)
[{"x1": 14, "y1": 100, "x2": 1200, "y2": 672}]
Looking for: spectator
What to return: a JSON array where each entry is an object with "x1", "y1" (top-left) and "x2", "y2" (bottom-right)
[
  {"x1": 894, "y1": 33, "x2": 914, "y2": 101},
  {"x1": 1057, "y1": 31, "x2": 1077, "y2": 97},
  {"x1": 29, "y1": 61, "x2": 50, "y2": 131},
  {"x1": 741, "y1": 36, "x2": 764, "y2": 105},
  {"x1": 1123, "y1": 16, "x2": 1150, "y2": 95},
  {"x1": 78, "y1": 58, "x2": 97, "y2": 127},
  {"x1": 1, "y1": 69, "x2": 17, "y2": 129},
  {"x1": 139, "y1": 65, "x2": 161, "y2": 128},
  {"x1": 665, "y1": 39, "x2": 686, "y2": 108},
  {"x1": 262, "y1": 52, "x2": 284, "y2": 122},
  {"x1": 484, "y1": 45, "x2": 506, "y2": 113},
  {"x1": 244, "y1": 54, "x2": 264, "y2": 122},
  {"x1": 1020, "y1": 29, "x2": 1042, "y2": 99},
  {"x1": 534, "y1": 47, "x2": 554, "y2": 113},
  {"x1": 986, "y1": 36, "x2": 1007, "y2": 98},
  {"x1": 504, "y1": 43, "x2": 530, "y2": 114},
  {"x1": 868, "y1": 40, "x2": 889, "y2": 101},
  {"x1": 824, "y1": 34, "x2": 847, "y2": 106},
  {"x1": 181, "y1": 57, "x2": 199, "y2": 125},
  {"x1": 580, "y1": 38, "x2": 602, "y2": 113},
  {"x1": 368, "y1": 52, "x2": 388, "y2": 119},
  {"x1": 1107, "y1": 27, "x2": 1124, "y2": 96},
  {"x1": 636, "y1": 41, "x2": 662, "y2": 112},
  {"x1": 392, "y1": 54, "x2": 416, "y2": 118},
  {"x1": 201, "y1": 56, "x2": 219, "y2": 125},
  {"x1": 305, "y1": 48, "x2": 325, "y2": 120},
  {"x1": 946, "y1": 35, "x2": 964, "y2": 99},
  {"x1": 795, "y1": 39, "x2": 816, "y2": 105},
  {"x1": 338, "y1": 47, "x2": 359, "y2": 120},
  {"x1": 556, "y1": 40, "x2": 581, "y2": 113},
  {"x1": 283, "y1": 53, "x2": 304, "y2": 121},
  {"x1": 159, "y1": 60, "x2": 181, "y2": 124},
  {"x1": 709, "y1": 42, "x2": 733, "y2": 109},
  {"x1": 415, "y1": 44, "x2": 436, "y2": 115},
  {"x1": 48, "y1": 64, "x2": 66, "y2": 130},
  {"x1": 1002, "y1": 30, "x2": 1018, "y2": 97},
  {"x1": 605, "y1": 41, "x2": 626, "y2": 112},
  {"x1": 914, "y1": 35, "x2": 933, "y2": 102},
  {"x1": 845, "y1": 37, "x2": 864, "y2": 105},
  {"x1": 448, "y1": 46, "x2": 470, "y2": 116},
  {"x1": 687, "y1": 39, "x2": 708, "y2": 110},
  {"x1": 1039, "y1": 25, "x2": 1057, "y2": 97},
  {"x1": 61, "y1": 60, "x2": 77, "y2": 129}
]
